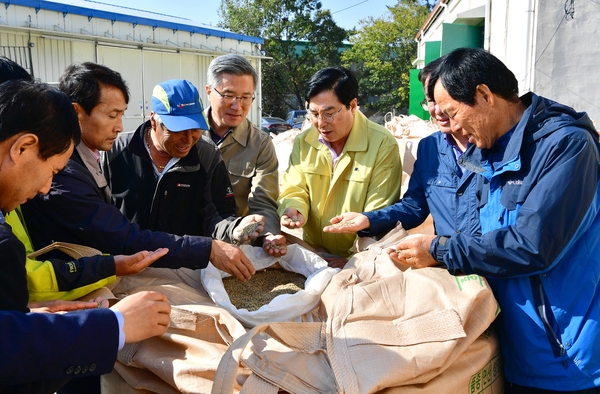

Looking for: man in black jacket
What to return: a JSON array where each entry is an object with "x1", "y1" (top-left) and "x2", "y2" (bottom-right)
[
  {"x1": 21, "y1": 63, "x2": 258, "y2": 285},
  {"x1": 105, "y1": 78, "x2": 252, "y2": 240}
]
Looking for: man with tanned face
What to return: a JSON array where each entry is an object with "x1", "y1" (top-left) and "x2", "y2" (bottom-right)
[
  {"x1": 389, "y1": 48, "x2": 600, "y2": 393},
  {"x1": 103, "y1": 78, "x2": 265, "y2": 245}
]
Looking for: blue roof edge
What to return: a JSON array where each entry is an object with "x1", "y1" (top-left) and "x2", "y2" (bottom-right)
[{"x1": 2, "y1": 0, "x2": 264, "y2": 44}]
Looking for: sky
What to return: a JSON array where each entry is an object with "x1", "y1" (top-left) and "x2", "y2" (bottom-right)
[{"x1": 107, "y1": 0, "x2": 395, "y2": 31}]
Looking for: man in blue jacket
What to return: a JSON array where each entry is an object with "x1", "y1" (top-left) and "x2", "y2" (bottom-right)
[
  {"x1": 0, "y1": 75, "x2": 170, "y2": 394},
  {"x1": 324, "y1": 55, "x2": 480, "y2": 239},
  {"x1": 391, "y1": 48, "x2": 600, "y2": 393}
]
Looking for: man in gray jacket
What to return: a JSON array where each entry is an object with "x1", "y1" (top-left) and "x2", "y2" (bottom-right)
[{"x1": 204, "y1": 54, "x2": 286, "y2": 256}]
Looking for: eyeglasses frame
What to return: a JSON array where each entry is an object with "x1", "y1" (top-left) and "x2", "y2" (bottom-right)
[
  {"x1": 306, "y1": 106, "x2": 344, "y2": 123},
  {"x1": 212, "y1": 86, "x2": 255, "y2": 106}
]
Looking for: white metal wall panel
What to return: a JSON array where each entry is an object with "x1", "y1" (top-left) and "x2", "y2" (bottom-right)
[
  {"x1": 37, "y1": 37, "x2": 73, "y2": 84},
  {"x1": 0, "y1": 1, "x2": 264, "y2": 127},
  {"x1": 142, "y1": 49, "x2": 180, "y2": 92},
  {"x1": 70, "y1": 40, "x2": 96, "y2": 64},
  {"x1": 248, "y1": 57, "x2": 262, "y2": 125},
  {"x1": 97, "y1": 45, "x2": 145, "y2": 131},
  {"x1": 0, "y1": 30, "x2": 27, "y2": 47},
  {"x1": 133, "y1": 25, "x2": 154, "y2": 44},
  {"x1": 533, "y1": 0, "x2": 599, "y2": 124},
  {"x1": 180, "y1": 52, "x2": 202, "y2": 92}
]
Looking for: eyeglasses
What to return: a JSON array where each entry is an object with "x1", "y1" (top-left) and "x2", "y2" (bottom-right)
[
  {"x1": 306, "y1": 107, "x2": 343, "y2": 123},
  {"x1": 212, "y1": 87, "x2": 255, "y2": 106},
  {"x1": 420, "y1": 99, "x2": 429, "y2": 111}
]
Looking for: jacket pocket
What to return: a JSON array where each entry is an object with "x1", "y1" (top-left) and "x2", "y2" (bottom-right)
[
  {"x1": 343, "y1": 163, "x2": 371, "y2": 182},
  {"x1": 424, "y1": 171, "x2": 456, "y2": 193},
  {"x1": 301, "y1": 162, "x2": 329, "y2": 177},
  {"x1": 423, "y1": 172, "x2": 457, "y2": 207},
  {"x1": 228, "y1": 160, "x2": 255, "y2": 178},
  {"x1": 500, "y1": 183, "x2": 523, "y2": 211}
]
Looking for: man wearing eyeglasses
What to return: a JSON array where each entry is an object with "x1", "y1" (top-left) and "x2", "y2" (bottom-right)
[
  {"x1": 323, "y1": 56, "x2": 478, "y2": 244},
  {"x1": 203, "y1": 54, "x2": 286, "y2": 256},
  {"x1": 279, "y1": 66, "x2": 402, "y2": 268},
  {"x1": 103, "y1": 78, "x2": 264, "y2": 248}
]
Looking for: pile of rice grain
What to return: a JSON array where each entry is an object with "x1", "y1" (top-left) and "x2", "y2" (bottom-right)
[{"x1": 222, "y1": 268, "x2": 306, "y2": 311}]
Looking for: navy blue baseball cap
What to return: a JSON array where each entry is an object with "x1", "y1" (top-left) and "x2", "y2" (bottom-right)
[{"x1": 151, "y1": 79, "x2": 209, "y2": 132}]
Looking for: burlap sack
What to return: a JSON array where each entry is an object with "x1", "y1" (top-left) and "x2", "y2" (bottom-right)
[
  {"x1": 98, "y1": 267, "x2": 248, "y2": 394},
  {"x1": 202, "y1": 244, "x2": 338, "y2": 328},
  {"x1": 213, "y1": 224, "x2": 504, "y2": 393}
]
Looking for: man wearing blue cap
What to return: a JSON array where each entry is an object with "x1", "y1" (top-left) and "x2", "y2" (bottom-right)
[
  {"x1": 104, "y1": 78, "x2": 264, "y2": 242},
  {"x1": 22, "y1": 64, "x2": 258, "y2": 290}
]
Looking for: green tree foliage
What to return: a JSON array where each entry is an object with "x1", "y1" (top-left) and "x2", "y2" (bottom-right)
[
  {"x1": 218, "y1": 0, "x2": 347, "y2": 117},
  {"x1": 341, "y1": 0, "x2": 430, "y2": 114}
]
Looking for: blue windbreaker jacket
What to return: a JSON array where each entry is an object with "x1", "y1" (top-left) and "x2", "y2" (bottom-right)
[
  {"x1": 362, "y1": 131, "x2": 481, "y2": 237},
  {"x1": 432, "y1": 93, "x2": 600, "y2": 390}
]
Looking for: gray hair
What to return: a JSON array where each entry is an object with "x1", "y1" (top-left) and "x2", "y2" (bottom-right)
[{"x1": 207, "y1": 54, "x2": 257, "y2": 90}]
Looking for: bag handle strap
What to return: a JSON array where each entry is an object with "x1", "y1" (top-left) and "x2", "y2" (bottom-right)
[
  {"x1": 212, "y1": 322, "x2": 327, "y2": 394},
  {"x1": 213, "y1": 323, "x2": 275, "y2": 394},
  {"x1": 27, "y1": 241, "x2": 102, "y2": 260},
  {"x1": 344, "y1": 309, "x2": 465, "y2": 347},
  {"x1": 214, "y1": 308, "x2": 466, "y2": 393},
  {"x1": 239, "y1": 374, "x2": 279, "y2": 394}
]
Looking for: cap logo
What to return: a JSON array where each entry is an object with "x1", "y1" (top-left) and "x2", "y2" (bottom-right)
[{"x1": 178, "y1": 102, "x2": 196, "y2": 108}]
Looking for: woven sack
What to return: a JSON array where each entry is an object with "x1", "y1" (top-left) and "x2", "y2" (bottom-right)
[
  {"x1": 213, "y1": 224, "x2": 504, "y2": 393},
  {"x1": 202, "y1": 244, "x2": 339, "y2": 328},
  {"x1": 99, "y1": 267, "x2": 249, "y2": 394}
]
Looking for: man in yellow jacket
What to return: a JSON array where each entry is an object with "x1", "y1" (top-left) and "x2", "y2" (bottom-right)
[{"x1": 279, "y1": 66, "x2": 401, "y2": 268}]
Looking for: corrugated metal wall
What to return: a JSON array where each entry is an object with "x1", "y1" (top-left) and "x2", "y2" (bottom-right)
[{"x1": 0, "y1": 2, "x2": 264, "y2": 130}]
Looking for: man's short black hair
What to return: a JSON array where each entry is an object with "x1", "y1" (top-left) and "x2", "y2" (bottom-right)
[
  {"x1": 418, "y1": 56, "x2": 445, "y2": 85},
  {"x1": 0, "y1": 56, "x2": 33, "y2": 83},
  {"x1": 59, "y1": 62, "x2": 130, "y2": 115},
  {"x1": 418, "y1": 56, "x2": 446, "y2": 100},
  {"x1": 428, "y1": 47, "x2": 519, "y2": 106},
  {"x1": 0, "y1": 80, "x2": 80, "y2": 159},
  {"x1": 305, "y1": 66, "x2": 359, "y2": 108}
]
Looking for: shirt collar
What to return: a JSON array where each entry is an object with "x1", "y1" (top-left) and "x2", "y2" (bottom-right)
[
  {"x1": 489, "y1": 127, "x2": 516, "y2": 170},
  {"x1": 318, "y1": 135, "x2": 342, "y2": 166},
  {"x1": 209, "y1": 127, "x2": 234, "y2": 145},
  {"x1": 445, "y1": 133, "x2": 466, "y2": 159},
  {"x1": 86, "y1": 144, "x2": 101, "y2": 163}
]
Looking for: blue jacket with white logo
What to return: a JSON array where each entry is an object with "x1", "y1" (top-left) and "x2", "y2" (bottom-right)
[{"x1": 432, "y1": 92, "x2": 600, "y2": 390}]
